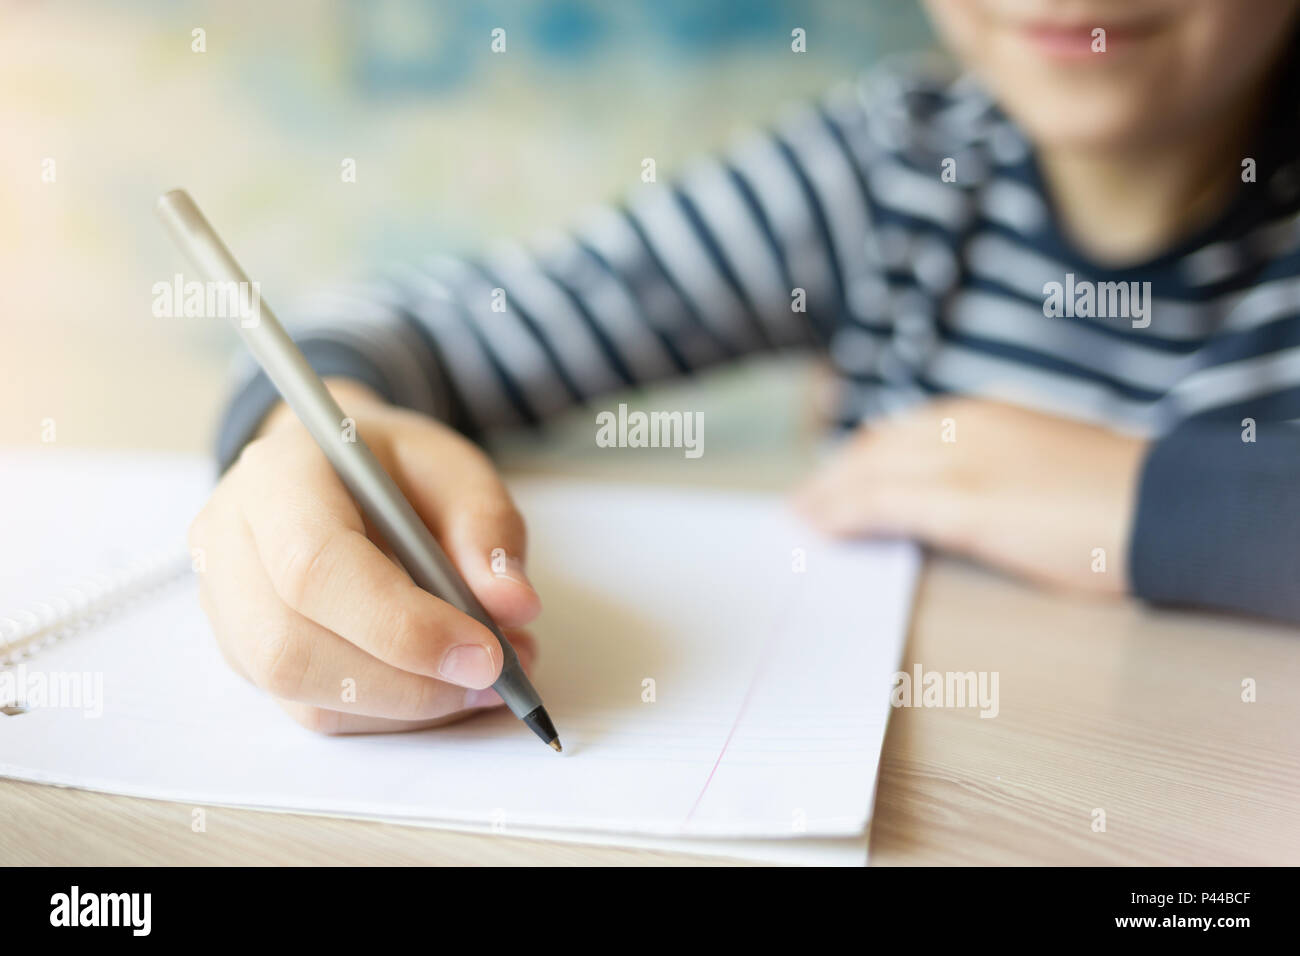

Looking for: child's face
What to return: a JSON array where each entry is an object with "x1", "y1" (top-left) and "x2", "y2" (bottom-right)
[{"x1": 922, "y1": 0, "x2": 1300, "y2": 149}]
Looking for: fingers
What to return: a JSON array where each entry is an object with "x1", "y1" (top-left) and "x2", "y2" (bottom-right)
[
  {"x1": 192, "y1": 408, "x2": 550, "y2": 737},
  {"x1": 388, "y1": 430, "x2": 542, "y2": 628},
  {"x1": 233, "y1": 434, "x2": 502, "y2": 689},
  {"x1": 198, "y1": 511, "x2": 503, "y2": 720},
  {"x1": 460, "y1": 628, "x2": 537, "y2": 708},
  {"x1": 273, "y1": 629, "x2": 539, "y2": 736},
  {"x1": 799, "y1": 478, "x2": 967, "y2": 544},
  {"x1": 791, "y1": 425, "x2": 974, "y2": 549},
  {"x1": 274, "y1": 701, "x2": 458, "y2": 735},
  {"x1": 792, "y1": 428, "x2": 894, "y2": 530}
]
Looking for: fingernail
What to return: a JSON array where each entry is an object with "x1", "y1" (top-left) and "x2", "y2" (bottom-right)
[
  {"x1": 463, "y1": 687, "x2": 502, "y2": 709},
  {"x1": 439, "y1": 644, "x2": 497, "y2": 688},
  {"x1": 489, "y1": 548, "x2": 534, "y2": 591}
]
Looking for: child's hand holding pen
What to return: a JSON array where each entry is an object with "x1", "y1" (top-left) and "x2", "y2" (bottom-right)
[{"x1": 189, "y1": 378, "x2": 541, "y2": 734}]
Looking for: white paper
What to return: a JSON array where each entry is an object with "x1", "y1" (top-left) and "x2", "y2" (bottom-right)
[{"x1": 0, "y1": 449, "x2": 918, "y2": 865}]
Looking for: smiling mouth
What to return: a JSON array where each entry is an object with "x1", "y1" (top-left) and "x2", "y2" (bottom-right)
[{"x1": 1018, "y1": 18, "x2": 1164, "y2": 60}]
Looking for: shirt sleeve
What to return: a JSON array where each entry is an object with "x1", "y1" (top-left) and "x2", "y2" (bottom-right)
[
  {"x1": 211, "y1": 100, "x2": 878, "y2": 472},
  {"x1": 1129, "y1": 418, "x2": 1300, "y2": 624}
]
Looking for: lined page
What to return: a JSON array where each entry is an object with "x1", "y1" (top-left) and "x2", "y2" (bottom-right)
[{"x1": 0, "y1": 451, "x2": 918, "y2": 854}]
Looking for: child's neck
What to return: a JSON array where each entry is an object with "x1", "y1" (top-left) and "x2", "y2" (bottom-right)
[{"x1": 1036, "y1": 97, "x2": 1266, "y2": 267}]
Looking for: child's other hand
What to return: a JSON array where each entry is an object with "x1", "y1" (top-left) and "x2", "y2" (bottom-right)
[
  {"x1": 792, "y1": 398, "x2": 1147, "y2": 594},
  {"x1": 189, "y1": 379, "x2": 542, "y2": 733}
]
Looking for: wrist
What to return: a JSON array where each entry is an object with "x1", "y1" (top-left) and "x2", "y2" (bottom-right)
[{"x1": 257, "y1": 377, "x2": 387, "y2": 438}]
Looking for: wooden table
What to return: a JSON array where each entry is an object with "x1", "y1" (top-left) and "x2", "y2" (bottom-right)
[
  {"x1": 2, "y1": 359, "x2": 1297, "y2": 865},
  {"x1": 4, "y1": 550, "x2": 1296, "y2": 866}
]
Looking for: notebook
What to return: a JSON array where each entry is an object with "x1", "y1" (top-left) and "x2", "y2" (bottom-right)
[{"x1": 0, "y1": 448, "x2": 920, "y2": 865}]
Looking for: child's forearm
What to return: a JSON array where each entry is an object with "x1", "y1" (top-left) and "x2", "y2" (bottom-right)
[{"x1": 212, "y1": 105, "x2": 860, "y2": 473}]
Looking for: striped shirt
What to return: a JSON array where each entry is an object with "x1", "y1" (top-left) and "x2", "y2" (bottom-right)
[{"x1": 219, "y1": 59, "x2": 1300, "y2": 624}]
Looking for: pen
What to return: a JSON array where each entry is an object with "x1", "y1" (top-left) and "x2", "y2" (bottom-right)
[{"x1": 155, "y1": 189, "x2": 562, "y2": 753}]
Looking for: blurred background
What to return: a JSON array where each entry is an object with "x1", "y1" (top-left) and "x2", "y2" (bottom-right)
[{"x1": 1, "y1": 0, "x2": 934, "y2": 459}]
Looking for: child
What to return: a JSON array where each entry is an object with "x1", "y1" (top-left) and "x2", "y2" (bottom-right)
[{"x1": 191, "y1": 0, "x2": 1300, "y2": 733}]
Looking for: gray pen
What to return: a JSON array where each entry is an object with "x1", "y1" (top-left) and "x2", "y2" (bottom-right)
[{"x1": 155, "y1": 189, "x2": 561, "y2": 753}]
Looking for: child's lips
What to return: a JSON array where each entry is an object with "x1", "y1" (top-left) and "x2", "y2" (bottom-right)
[{"x1": 1017, "y1": 19, "x2": 1161, "y2": 60}]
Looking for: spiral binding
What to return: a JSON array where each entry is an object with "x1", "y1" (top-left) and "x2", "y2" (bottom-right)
[{"x1": 0, "y1": 549, "x2": 193, "y2": 666}]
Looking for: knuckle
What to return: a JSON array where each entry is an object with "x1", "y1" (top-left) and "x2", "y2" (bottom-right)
[
  {"x1": 235, "y1": 436, "x2": 275, "y2": 473},
  {"x1": 368, "y1": 603, "x2": 432, "y2": 671},
  {"x1": 400, "y1": 679, "x2": 446, "y2": 721},
  {"x1": 268, "y1": 530, "x2": 332, "y2": 611},
  {"x1": 247, "y1": 623, "x2": 309, "y2": 698},
  {"x1": 388, "y1": 605, "x2": 427, "y2": 659}
]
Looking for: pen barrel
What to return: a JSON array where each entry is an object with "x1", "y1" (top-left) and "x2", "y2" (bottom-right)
[{"x1": 155, "y1": 190, "x2": 541, "y2": 718}]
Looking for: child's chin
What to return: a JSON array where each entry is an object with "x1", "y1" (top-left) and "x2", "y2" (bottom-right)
[{"x1": 997, "y1": 86, "x2": 1175, "y2": 153}]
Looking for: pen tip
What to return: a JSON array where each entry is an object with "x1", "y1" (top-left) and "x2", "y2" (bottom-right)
[{"x1": 522, "y1": 705, "x2": 561, "y2": 751}]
